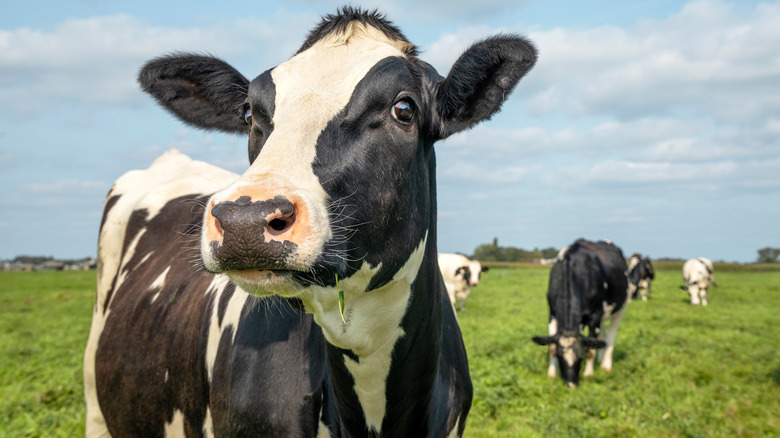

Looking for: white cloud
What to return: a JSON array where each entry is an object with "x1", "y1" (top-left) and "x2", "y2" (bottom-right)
[
  {"x1": 0, "y1": 14, "x2": 307, "y2": 118},
  {"x1": 523, "y1": 0, "x2": 780, "y2": 122}
]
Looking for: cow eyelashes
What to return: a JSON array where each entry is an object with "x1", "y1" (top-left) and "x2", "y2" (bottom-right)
[{"x1": 391, "y1": 98, "x2": 416, "y2": 124}]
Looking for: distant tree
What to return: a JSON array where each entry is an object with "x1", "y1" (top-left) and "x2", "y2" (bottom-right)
[
  {"x1": 540, "y1": 247, "x2": 559, "y2": 259},
  {"x1": 757, "y1": 247, "x2": 780, "y2": 263},
  {"x1": 470, "y1": 239, "x2": 558, "y2": 263}
]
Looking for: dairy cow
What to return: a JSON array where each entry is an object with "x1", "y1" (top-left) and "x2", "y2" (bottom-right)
[
  {"x1": 532, "y1": 239, "x2": 629, "y2": 388},
  {"x1": 681, "y1": 257, "x2": 714, "y2": 306},
  {"x1": 437, "y1": 254, "x2": 487, "y2": 311},
  {"x1": 627, "y1": 253, "x2": 655, "y2": 301},
  {"x1": 84, "y1": 8, "x2": 536, "y2": 437},
  {"x1": 468, "y1": 260, "x2": 489, "y2": 287}
]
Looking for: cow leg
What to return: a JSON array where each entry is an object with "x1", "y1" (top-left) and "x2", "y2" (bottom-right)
[
  {"x1": 700, "y1": 288, "x2": 708, "y2": 306},
  {"x1": 598, "y1": 305, "x2": 627, "y2": 372},
  {"x1": 583, "y1": 324, "x2": 599, "y2": 377},
  {"x1": 547, "y1": 318, "x2": 558, "y2": 378},
  {"x1": 583, "y1": 347, "x2": 596, "y2": 377}
]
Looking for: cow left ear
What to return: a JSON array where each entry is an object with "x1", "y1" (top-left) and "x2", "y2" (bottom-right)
[
  {"x1": 434, "y1": 35, "x2": 537, "y2": 139},
  {"x1": 138, "y1": 53, "x2": 250, "y2": 134}
]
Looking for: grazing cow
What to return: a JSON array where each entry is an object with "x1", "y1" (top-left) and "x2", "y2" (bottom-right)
[
  {"x1": 532, "y1": 239, "x2": 629, "y2": 388},
  {"x1": 438, "y1": 254, "x2": 488, "y2": 311},
  {"x1": 83, "y1": 8, "x2": 536, "y2": 438},
  {"x1": 681, "y1": 257, "x2": 714, "y2": 306},
  {"x1": 627, "y1": 253, "x2": 655, "y2": 301}
]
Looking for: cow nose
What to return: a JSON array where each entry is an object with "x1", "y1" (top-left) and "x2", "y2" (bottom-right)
[
  {"x1": 207, "y1": 195, "x2": 301, "y2": 271},
  {"x1": 211, "y1": 195, "x2": 296, "y2": 240}
]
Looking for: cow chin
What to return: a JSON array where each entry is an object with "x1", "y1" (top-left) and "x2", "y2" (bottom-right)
[{"x1": 225, "y1": 270, "x2": 307, "y2": 297}]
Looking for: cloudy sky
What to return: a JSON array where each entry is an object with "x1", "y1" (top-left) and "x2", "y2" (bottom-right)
[{"x1": 1, "y1": 0, "x2": 778, "y2": 263}]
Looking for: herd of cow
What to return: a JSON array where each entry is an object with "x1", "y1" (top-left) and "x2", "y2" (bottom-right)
[
  {"x1": 82, "y1": 8, "x2": 715, "y2": 437},
  {"x1": 438, "y1": 241, "x2": 714, "y2": 389}
]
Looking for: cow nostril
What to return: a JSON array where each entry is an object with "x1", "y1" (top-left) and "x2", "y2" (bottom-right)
[{"x1": 267, "y1": 214, "x2": 295, "y2": 235}]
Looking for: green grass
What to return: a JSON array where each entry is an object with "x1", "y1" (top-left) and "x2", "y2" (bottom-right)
[
  {"x1": 0, "y1": 270, "x2": 95, "y2": 437},
  {"x1": 459, "y1": 264, "x2": 780, "y2": 437},
  {"x1": 1, "y1": 266, "x2": 778, "y2": 437}
]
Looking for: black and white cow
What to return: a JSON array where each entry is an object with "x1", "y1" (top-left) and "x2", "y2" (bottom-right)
[
  {"x1": 532, "y1": 239, "x2": 629, "y2": 388},
  {"x1": 627, "y1": 253, "x2": 655, "y2": 302},
  {"x1": 681, "y1": 257, "x2": 714, "y2": 306},
  {"x1": 438, "y1": 254, "x2": 489, "y2": 311},
  {"x1": 84, "y1": 8, "x2": 536, "y2": 437}
]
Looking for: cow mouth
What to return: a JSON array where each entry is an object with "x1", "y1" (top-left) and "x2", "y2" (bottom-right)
[{"x1": 226, "y1": 269, "x2": 308, "y2": 296}]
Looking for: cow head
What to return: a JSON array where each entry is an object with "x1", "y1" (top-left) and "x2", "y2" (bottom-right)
[
  {"x1": 138, "y1": 9, "x2": 536, "y2": 304},
  {"x1": 532, "y1": 331, "x2": 606, "y2": 388},
  {"x1": 455, "y1": 266, "x2": 472, "y2": 287},
  {"x1": 467, "y1": 260, "x2": 488, "y2": 286}
]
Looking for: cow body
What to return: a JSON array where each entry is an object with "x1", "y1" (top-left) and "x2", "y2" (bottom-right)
[
  {"x1": 532, "y1": 239, "x2": 629, "y2": 388},
  {"x1": 682, "y1": 257, "x2": 713, "y2": 306},
  {"x1": 85, "y1": 8, "x2": 536, "y2": 437},
  {"x1": 627, "y1": 253, "x2": 655, "y2": 301}
]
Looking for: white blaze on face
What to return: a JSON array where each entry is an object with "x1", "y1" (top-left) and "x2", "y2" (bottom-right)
[
  {"x1": 558, "y1": 336, "x2": 578, "y2": 367},
  {"x1": 203, "y1": 23, "x2": 412, "y2": 274}
]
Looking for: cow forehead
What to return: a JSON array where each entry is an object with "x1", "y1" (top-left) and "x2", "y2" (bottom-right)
[{"x1": 243, "y1": 22, "x2": 409, "y2": 184}]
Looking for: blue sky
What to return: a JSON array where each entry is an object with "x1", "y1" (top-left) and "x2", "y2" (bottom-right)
[{"x1": 1, "y1": 0, "x2": 777, "y2": 263}]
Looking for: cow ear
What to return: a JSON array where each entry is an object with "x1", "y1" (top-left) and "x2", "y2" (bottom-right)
[
  {"x1": 139, "y1": 53, "x2": 250, "y2": 134},
  {"x1": 532, "y1": 335, "x2": 555, "y2": 346},
  {"x1": 482, "y1": 266, "x2": 489, "y2": 273},
  {"x1": 434, "y1": 35, "x2": 537, "y2": 139},
  {"x1": 582, "y1": 338, "x2": 606, "y2": 350}
]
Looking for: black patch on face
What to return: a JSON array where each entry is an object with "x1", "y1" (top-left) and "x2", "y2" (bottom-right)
[
  {"x1": 310, "y1": 56, "x2": 437, "y2": 288},
  {"x1": 246, "y1": 70, "x2": 276, "y2": 164}
]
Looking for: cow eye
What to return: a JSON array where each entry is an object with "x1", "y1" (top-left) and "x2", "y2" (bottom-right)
[
  {"x1": 244, "y1": 105, "x2": 252, "y2": 125},
  {"x1": 391, "y1": 98, "x2": 416, "y2": 124}
]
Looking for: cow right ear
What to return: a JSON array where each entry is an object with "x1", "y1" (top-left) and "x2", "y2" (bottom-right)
[
  {"x1": 532, "y1": 335, "x2": 556, "y2": 346},
  {"x1": 138, "y1": 53, "x2": 250, "y2": 134},
  {"x1": 433, "y1": 35, "x2": 537, "y2": 139}
]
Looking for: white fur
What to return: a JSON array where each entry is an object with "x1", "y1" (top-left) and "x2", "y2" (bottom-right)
[
  {"x1": 204, "y1": 276, "x2": 249, "y2": 382},
  {"x1": 164, "y1": 409, "x2": 185, "y2": 437},
  {"x1": 438, "y1": 253, "x2": 472, "y2": 311},
  {"x1": 683, "y1": 258, "x2": 713, "y2": 306}
]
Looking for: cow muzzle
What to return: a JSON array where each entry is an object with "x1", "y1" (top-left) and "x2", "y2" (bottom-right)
[{"x1": 202, "y1": 187, "x2": 324, "y2": 277}]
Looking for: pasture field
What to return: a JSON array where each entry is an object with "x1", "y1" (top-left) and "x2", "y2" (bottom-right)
[{"x1": 1, "y1": 264, "x2": 778, "y2": 437}]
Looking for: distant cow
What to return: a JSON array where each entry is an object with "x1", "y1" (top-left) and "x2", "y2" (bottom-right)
[
  {"x1": 532, "y1": 239, "x2": 629, "y2": 388},
  {"x1": 627, "y1": 253, "x2": 655, "y2": 301},
  {"x1": 83, "y1": 7, "x2": 537, "y2": 437},
  {"x1": 438, "y1": 254, "x2": 489, "y2": 311},
  {"x1": 682, "y1": 257, "x2": 714, "y2": 306}
]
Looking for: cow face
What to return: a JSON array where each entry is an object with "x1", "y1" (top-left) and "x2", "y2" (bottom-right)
[
  {"x1": 138, "y1": 10, "x2": 536, "y2": 300},
  {"x1": 532, "y1": 332, "x2": 606, "y2": 388},
  {"x1": 467, "y1": 261, "x2": 488, "y2": 286}
]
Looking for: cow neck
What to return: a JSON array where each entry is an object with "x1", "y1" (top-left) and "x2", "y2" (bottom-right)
[
  {"x1": 301, "y1": 234, "x2": 443, "y2": 436},
  {"x1": 328, "y1": 240, "x2": 442, "y2": 436},
  {"x1": 558, "y1": 259, "x2": 583, "y2": 332}
]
